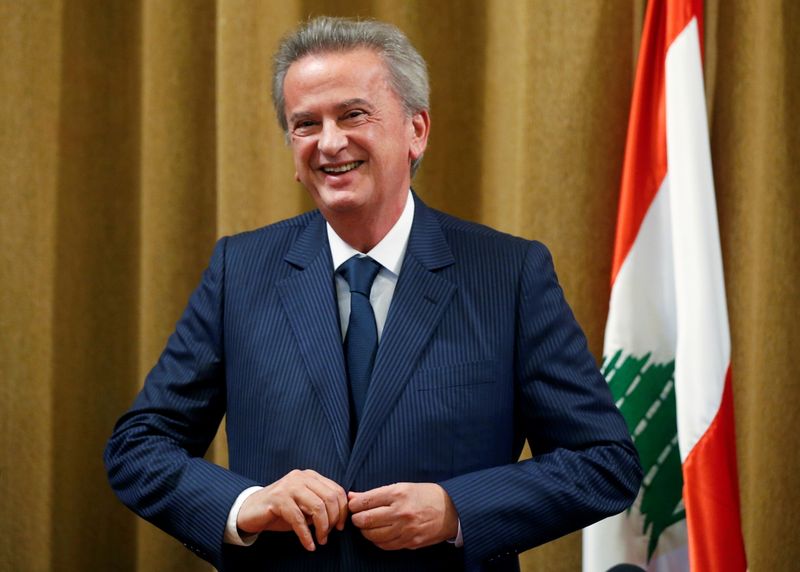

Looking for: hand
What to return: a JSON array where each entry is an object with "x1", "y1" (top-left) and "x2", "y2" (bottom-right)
[
  {"x1": 237, "y1": 469, "x2": 348, "y2": 551},
  {"x1": 348, "y1": 482, "x2": 459, "y2": 550}
]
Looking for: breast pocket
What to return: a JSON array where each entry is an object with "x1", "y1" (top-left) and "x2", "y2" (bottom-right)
[
  {"x1": 412, "y1": 360, "x2": 513, "y2": 475},
  {"x1": 413, "y1": 360, "x2": 498, "y2": 390}
]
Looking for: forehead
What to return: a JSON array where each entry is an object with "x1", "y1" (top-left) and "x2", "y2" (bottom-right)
[{"x1": 283, "y1": 48, "x2": 396, "y2": 111}]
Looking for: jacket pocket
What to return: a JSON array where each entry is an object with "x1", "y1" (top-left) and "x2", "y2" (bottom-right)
[{"x1": 414, "y1": 360, "x2": 497, "y2": 390}]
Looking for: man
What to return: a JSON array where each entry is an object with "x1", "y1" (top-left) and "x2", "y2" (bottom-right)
[{"x1": 105, "y1": 17, "x2": 641, "y2": 572}]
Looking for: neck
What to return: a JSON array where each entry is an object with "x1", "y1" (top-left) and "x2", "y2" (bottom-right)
[
  {"x1": 327, "y1": 214, "x2": 394, "y2": 253},
  {"x1": 325, "y1": 198, "x2": 406, "y2": 253}
]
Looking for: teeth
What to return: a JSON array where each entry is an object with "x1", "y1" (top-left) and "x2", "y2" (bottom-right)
[{"x1": 322, "y1": 161, "x2": 360, "y2": 174}]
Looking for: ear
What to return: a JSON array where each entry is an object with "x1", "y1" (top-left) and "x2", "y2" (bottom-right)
[
  {"x1": 408, "y1": 110, "x2": 430, "y2": 161},
  {"x1": 294, "y1": 170, "x2": 300, "y2": 182}
]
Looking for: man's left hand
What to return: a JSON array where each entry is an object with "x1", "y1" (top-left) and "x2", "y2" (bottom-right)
[{"x1": 348, "y1": 482, "x2": 458, "y2": 550}]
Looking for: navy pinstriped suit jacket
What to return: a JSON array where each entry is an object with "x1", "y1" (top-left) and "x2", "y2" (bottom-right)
[{"x1": 105, "y1": 194, "x2": 641, "y2": 571}]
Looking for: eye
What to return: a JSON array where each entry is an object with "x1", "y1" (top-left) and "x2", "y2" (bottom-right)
[
  {"x1": 342, "y1": 109, "x2": 367, "y2": 122},
  {"x1": 292, "y1": 120, "x2": 318, "y2": 135}
]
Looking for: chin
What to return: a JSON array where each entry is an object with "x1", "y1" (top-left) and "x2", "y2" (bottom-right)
[{"x1": 316, "y1": 189, "x2": 368, "y2": 213}]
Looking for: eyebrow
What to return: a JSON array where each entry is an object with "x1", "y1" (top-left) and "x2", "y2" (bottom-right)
[
  {"x1": 338, "y1": 98, "x2": 372, "y2": 109},
  {"x1": 288, "y1": 99, "x2": 374, "y2": 124}
]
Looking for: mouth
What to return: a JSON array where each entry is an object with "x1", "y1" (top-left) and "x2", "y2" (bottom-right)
[{"x1": 320, "y1": 161, "x2": 363, "y2": 175}]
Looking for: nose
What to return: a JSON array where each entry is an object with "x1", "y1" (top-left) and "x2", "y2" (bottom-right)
[{"x1": 318, "y1": 119, "x2": 347, "y2": 156}]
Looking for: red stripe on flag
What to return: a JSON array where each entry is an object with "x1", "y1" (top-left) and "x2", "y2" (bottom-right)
[
  {"x1": 667, "y1": 0, "x2": 705, "y2": 59},
  {"x1": 611, "y1": 0, "x2": 703, "y2": 285},
  {"x1": 682, "y1": 367, "x2": 747, "y2": 571},
  {"x1": 611, "y1": 0, "x2": 666, "y2": 284}
]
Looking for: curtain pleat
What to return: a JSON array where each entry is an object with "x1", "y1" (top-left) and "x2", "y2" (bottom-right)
[{"x1": 708, "y1": 2, "x2": 800, "y2": 569}]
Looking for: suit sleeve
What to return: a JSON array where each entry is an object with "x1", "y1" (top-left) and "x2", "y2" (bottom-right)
[
  {"x1": 104, "y1": 237, "x2": 259, "y2": 568},
  {"x1": 439, "y1": 241, "x2": 642, "y2": 566}
]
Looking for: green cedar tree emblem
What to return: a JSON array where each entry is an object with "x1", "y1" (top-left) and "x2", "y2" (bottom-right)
[{"x1": 603, "y1": 350, "x2": 686, "y2": 560}]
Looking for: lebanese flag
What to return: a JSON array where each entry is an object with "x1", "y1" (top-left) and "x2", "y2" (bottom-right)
[{"x1": 582, "y1": 0, "x2": 747, "y2": 570}]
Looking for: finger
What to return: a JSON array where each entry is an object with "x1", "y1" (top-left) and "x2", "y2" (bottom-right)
[
  {"x1": 289, "y1": 468, "x2": 342, "y2": 500},
  {"x1": 350, "y1": 505, "x2": 395, "y2": 530},
  {"x1": 304, "y1": 479, "x2": 347, "y2": 540},
  {"x1": 283, "y1": 504, "x2": 316, "y2": 552},
  {"x1": 336, "y1": 489, "x2": 348, "y2": 530},
  {"x1": 294, "y1": 489, "x2": 331, "y2": 545},
  {"x1": 305, "y1": 471, "x2": 347, "y2": 506},
  {"x1": 307, "y1": 469, "x2": 343, "y2": 487},
  {"x1": 360, "y1": 523, "x2": 402, "y2": 547},
  {"x1": 281, "y1": 470, "x2": 343, "y2": 543},
  {"x1": 348, "y1": 484, "x2": 397, "y2": 513}
]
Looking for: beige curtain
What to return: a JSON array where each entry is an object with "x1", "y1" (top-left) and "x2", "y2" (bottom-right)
[{"x1": 2, "y1": 1, "x2": 797, "y2": 570}]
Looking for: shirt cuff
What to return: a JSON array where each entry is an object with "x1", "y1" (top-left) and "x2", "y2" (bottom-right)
[
  {"x1": 223, "y1": 486, "x2": 263, "y2": 546},
  {"x1": 447, "y1": 519, "x2": 464, "y2": 547}
]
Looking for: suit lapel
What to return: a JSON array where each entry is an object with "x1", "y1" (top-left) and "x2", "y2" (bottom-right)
[
  {"x1": 277, "y1": 214, "x2": 351, "y2": 470},
  {"x1": 345, "y1": 198, "x2": 456, "y2": 487}
]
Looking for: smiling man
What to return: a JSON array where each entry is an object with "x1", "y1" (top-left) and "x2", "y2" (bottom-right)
[{"x1": 106, "y1": 17, "x2": 641, "y2": 572}]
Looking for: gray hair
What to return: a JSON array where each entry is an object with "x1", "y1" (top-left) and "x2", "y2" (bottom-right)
[{"x1": 272, "y1": 16, "x2": 430, "y2": 176}]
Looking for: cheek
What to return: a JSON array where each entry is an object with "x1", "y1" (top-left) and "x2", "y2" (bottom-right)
[{"x1": 291, "y1": 142, "x2": 313, "y2": 171}]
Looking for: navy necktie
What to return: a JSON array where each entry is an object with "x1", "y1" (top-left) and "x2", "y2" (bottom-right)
[{"x1": 339, "y1": 255, "x2": 382, "y2": 438}]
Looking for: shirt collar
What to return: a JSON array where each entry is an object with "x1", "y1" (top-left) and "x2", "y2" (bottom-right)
[{"x1": 327, "y1": 190, "x2": 414, "y2": 276}]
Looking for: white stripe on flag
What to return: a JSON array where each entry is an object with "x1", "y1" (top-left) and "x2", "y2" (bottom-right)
[{"x1": 665, "y1": 18, "x2": 731, "y2": 461}]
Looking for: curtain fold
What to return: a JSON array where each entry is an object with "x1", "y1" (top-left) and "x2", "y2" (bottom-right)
[
  {"x1": 708, "y1": 2, "x2": 800, "y2": 568},
  {"x1": 1, "y1": 1, "x2": 797, "y2": 570}
]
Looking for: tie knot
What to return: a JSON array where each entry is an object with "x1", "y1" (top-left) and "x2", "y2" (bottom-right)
[{"x1": 339, "y1": 255, "x2": 381, "y2": 296}]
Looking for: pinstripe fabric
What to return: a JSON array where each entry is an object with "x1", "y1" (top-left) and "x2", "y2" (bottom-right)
[{"x1": 105, "y1": 194, "x2": 641, "y2": 571}]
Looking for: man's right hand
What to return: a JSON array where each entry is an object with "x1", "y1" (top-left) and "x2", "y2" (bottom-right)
[{"x1": 236, "y1": 469, "x2": 348, "y2": 551}]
